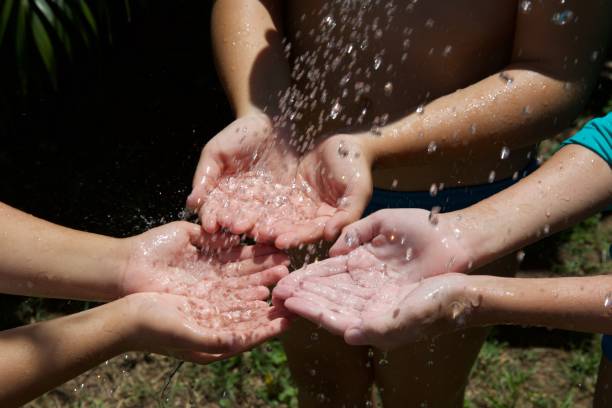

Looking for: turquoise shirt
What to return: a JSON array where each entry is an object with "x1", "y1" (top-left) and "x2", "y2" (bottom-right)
[{"x1": 559, "y1": 112, "x2": 612, "y2": 166}]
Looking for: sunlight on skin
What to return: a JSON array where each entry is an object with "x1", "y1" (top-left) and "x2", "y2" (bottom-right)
[
  {"x1": 190, "y1": 121, "x2": 374, "y2": 248},
  {"x1": 130, "y1": 292, "x2": 291, "y2": 363},
  {"x1": 273, "y1": 209, "x2": 472, "y2": 348},
  {"x1": 121, "y1": 221, "x2": 291, "y2": 303}
]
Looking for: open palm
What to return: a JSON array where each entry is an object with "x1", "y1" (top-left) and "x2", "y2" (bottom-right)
[
  {"x1": 258, "y1": 135, "x2": 373, "y2": 249},
  {"x1": 273, "y1": 209, "x2": 472, "y2": 345},
  {"x1": 188, "y1": 114, "x2": 301, "y2": 236},
  {"x1": 130, "y1": 292, "x2": 291, "y2": 364},
  {"x1": 121, "y1": 221, "x2": 290, "y2": 302}
]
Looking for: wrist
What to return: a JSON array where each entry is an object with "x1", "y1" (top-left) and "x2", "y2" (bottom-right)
[
  {"x1": 110, "y1": 294, "x2": 148, "y2": 352},
  {"x1": 96, "y1": 297, "x2": 138, "y2": 355},
  {"x1": 441, "y1": 209, "x2": 497, "y2": 271},
  {"x1": 114, "y1": 237, "x2": 137, "y2": 299}
]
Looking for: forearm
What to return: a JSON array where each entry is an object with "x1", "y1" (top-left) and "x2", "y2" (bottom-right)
[
  {"x1": 211, "y1": 0, "x2": 290, "y2": 117},
  {"x1": 468, "y1": 275, "x2": 612, "y2": 334},
  {"x1": 361, "y1": 67, "x2": 588, "y2": 164},
  {"x1": 0, "y1": 299, "x2": 132, "y2": 407},
  {"x1": 0, "y1": 203, "x2": 126, "y2": 301},
  {"x1": 452, "y1": 145, "x2": 612, "y2": 267}
]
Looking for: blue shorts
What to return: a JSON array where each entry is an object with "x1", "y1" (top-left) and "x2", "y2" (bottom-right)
[
  {"x1": 603, "y1": 335, "x2": 612, "y2": 361},
  {"x1": 363, "y1": 161, "x2": 538, "y2": 216}
]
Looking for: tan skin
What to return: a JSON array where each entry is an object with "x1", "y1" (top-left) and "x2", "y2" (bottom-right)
[{"x1": 206, "y1": 0, "x2": 611, "y2": 406}]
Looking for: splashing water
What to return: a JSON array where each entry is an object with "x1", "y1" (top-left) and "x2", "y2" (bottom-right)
[
  {"x1": 551, "y1": 10, "x2": 574, "y2": 26},
  {"x1": 520, "y1": 0, "x2": 532, "y2": 13}
]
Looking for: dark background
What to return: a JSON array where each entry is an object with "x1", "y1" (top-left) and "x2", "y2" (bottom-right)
[
  {"x1": 0, "y1": 1, "x2": 233, "y2": 327},
  {"x1": 0, "y1": 1, "x2": 230, "y2": 237}
]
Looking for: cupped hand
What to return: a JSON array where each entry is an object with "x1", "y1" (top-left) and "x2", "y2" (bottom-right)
[
  {"x1": 187, "y1": 114, "x2": 300, "y2": 235},
  {"x1": 272, "y1": 208, "x2": 474, "y2": 347},
  {"x1": 125, "y1": 292, "x2": 291, "y2": 364},
  {"x1": 262, "y1": 135, "x2": 374, "y2": 249},
  {"x1": 121, "y1": 221, "x2": 290, "y2": 302}
]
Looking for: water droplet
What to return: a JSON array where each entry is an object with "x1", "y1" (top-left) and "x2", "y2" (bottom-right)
[
  {"x1": 373, "y1": 55, "x2": 383, "y2": 70},
  {"x1": 309, "y1": 368, "x2": 317, "y2": 376},
  {"x1": 374, "y1": 28, "x2": 383, "y2": 39},
  {"x1": 429, "y1": 183, "x2": 438, "y2": 197},
  {"x1": 604, "y1": 293, "x2": 612, "y2": 315},
  {"x1": 551, "y1": 10, "x2": 574, "y2": 25},
  {"x1": 453, "y1": 228, "x2": 462, "y2": 239},
  {"x1": 403, "y1": 38, "x2": 411, "y2": 49},
  {"x1": 384, "y1": 82, "x2": 394, "y2": 96},
  {"x1": 323, "y1": 15, "x2": 336, "y2": 29},
  {"x1": 488, "y1": 171, "x2": 496, "y2": 183},
  {"x1": 516, "y1": 250, "x2": 525, "y2": 263},
  {"x1": 500, "y1": 146, "x2": 510, "y2": 160},
  {"x1": 405, "y1": 247, "x2": 414, "y2": 261},
  {"x1": 346, "y1": 43, "x2": 354, "y2": 54},
  {"x1": 425, "y1": 18, "x2": 435, "y2": 28},
  {"x1": 469, "y1": 123, "x2": 477, "y2": 135},
  {"x1": 368, "y1": 348, "x2": 374, "y2": 358},
  {"x1": 344, "y1": 231, "x2": 358, "y2": 247},
  {"x1": 339, "y1": 73, "x2": 351, "y2": 87},
  {"x1": 520, "y1": 0, "x2": 532, "y2": 13},
  {"x1": 543, "y1": 224, "x2": 550, "y2": 234},
  {"x1": 330, "y1": 102, "x2": 342, "y2": 119},
  {"x1": 427, "y1": 141, "x2": 437, "y2": 154},
  {"x1": 429, "y1": 206, "x2": 441, "y2": 225},
  {"x1": 499, "y1": 71, "x2": 514, "y2": 85},
  {"x1": 522, "y1": 105, "x2": 531, "y2": 116},
  {"x1": 590, "y1": 50, "x2": 599, "y2": 62},
  {"x1": 416, "y1": 104, "x2": 425, "y2": 115},
  {"x1": 310, "y1": 331, "x2": 319, "y2": 341},
  {"x1": 391, "y1": 179, "x2": 398, "y2": 188},
  {"x1": 512, "y1": 171, "x2": 520, "y2": 180},
  {"x1": 442, "y1": 45, "x2": 452, "y2": 57}
]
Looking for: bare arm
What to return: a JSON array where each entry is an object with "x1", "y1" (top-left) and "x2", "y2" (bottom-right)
[
  {"x1": 454, "y1": 144, "x2": 612, "y2": 268},
  {"x1": 0, "y1": 292, "x2": 290, "y2": 407},
  {"x1": 211, "y1": 0, "x2": 290, "y2": 117},
  {"x1": 467, "y1": 275, "x2": 612, "y2": 334},
  {"x1": 0, "y1": 202, "x2": 125, "y2": 301},
  {"x1": 360, "y1": 1, "x2": 611, "y2": 164},
  {"x1": 0, "y1": 299, "x2": 131, "y2": 407}
]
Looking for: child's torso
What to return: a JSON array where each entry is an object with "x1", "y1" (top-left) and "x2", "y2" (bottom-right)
[{"x1": 285, "y1": 0, "x2": 533, "y2": 190}]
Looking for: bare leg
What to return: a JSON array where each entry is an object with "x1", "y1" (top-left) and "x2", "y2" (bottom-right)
[
  {"x1": 374, "y1": 255, "x2": 517, "y2": 408},
  {"x1": 282, "y1": 319, "x2": 373, "y2": 407},
  {"x1": 594, "y1": 356, "x2": 612, "y2": 408}
]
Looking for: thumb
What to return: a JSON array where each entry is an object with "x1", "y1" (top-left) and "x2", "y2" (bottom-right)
[
  {"x1": 323, "y1": 178, "x2": 372, "y2": 241},
  {"x1": 329, "y1": 212, "x2": 381, "y2": 257},
  {"x1": 187, "y1": 148, "x2": 222, "y2": 210}
]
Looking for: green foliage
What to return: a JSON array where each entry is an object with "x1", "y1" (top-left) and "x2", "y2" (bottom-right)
[{"x1": 0, "y1": 0, "x2": 136, "y2": 90}]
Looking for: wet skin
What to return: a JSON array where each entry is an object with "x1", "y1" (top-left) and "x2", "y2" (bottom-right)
[
  {"x1": 204, "y1": 1, "x2": 610, "y2": 406},
  {"x1": 274, "y1": 1, "x2": 609, "y2": 406},
  {"x1": 286, "y1": 0, "x2": 522, "y2": 189}
]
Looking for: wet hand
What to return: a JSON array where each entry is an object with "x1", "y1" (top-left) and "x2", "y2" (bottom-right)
[
  {"x1": 273, "y1": 208, "x2": 473, "y2": 347},
  {"x1": 121, "y1": 221, "x2": 290, "y2": 302},
  {"x1": 266, "y1": 135, "x2": 374, "y2": 249},
  {"x1": 124, "y1": 292, "x2": 291, "y2": 363},
  {"x1": 187, "y1": 114, "x2": 300, "y2": 235}
]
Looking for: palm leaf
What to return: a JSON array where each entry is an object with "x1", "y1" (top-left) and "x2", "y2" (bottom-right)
[
  {"x1": 0, "y1": 0, "x2": 15, "y2": 46},
  {"x1": 31, "y1": 10, "x2": 57, "y2": 87}
]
